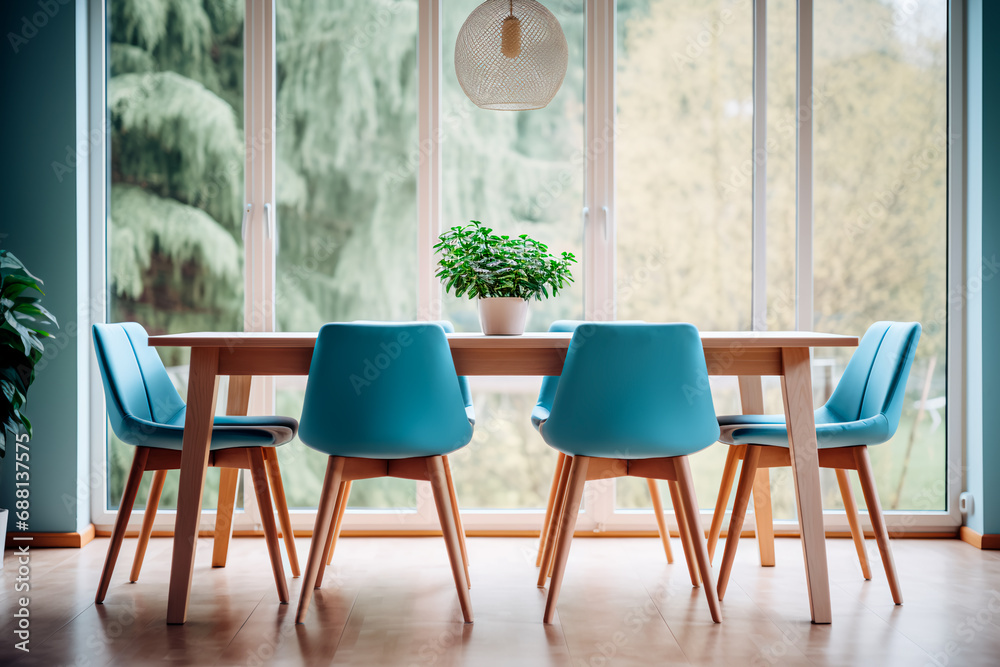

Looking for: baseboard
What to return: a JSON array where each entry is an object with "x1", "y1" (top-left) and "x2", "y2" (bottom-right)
[
  {"x1": 960, "y1": 526, "x2": 1000, "y2": 550},
  {"x1": 5, "y1": 523, "x2": 96, "y2": 549}
]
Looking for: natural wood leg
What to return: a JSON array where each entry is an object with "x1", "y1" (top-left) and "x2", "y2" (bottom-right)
[
  {"x1": 427, "y1": 456, "x2": 474, "y2": 623},
  {"x1": 443, "y1": 456, "x2": 471, "y2": 588},
  {"x1": 739, "y1": 375, "x2": 775, "y2": 567},
  {"x1": 97, "y1": 447, "x2": 149, "y2": 603},
  {"x1": 647, "y1": 479, "x2": 674, "y2": 563},
  {"x1": 538, "y1": 455, "x2": 572, "y2": 587},
  {"x1": 836, "y1": 468, "x2": 872, "y2": 580},
  {"x1": 667, "y1": 480, "x2": 701, "y2": 587},
  {"x1": 212, "y1": 468, "x2": 240, "y2": 569},
  {"x1": 536, "y1": 452, "x2": 566, "y2": 567},
  {"x1": 718, "y1": 445, "x2": 761, "y2": 601},
  {"x1": 212, "y1": 375, "x2": 251, "y2": 569},
  {"x1": 167, "y1": 346, "x2": 220, "y2": 625},
  {"x1": 673, "y1": 457, "x2": 722, "y2": 623},
  {"x1": 543, "y1": 455, "x2": 590, "y2": 624},
  {"x1": 318, "y1": 481, "x2": 352, "y2": 586},
  {"x1": 296, "y1": 457, "x2": 344, "y2": 624},
  {"x1": 781, "y1": 347, "x2": 832, "y2": 624},
  {"x1": 130, "y1": 468, "x2": 166, "y2": 582},
  {"x1": 248, "y1": 449, "x2": 288, "y2": 604},
  {"x1": 263, "y1": 448, "x2": 300, "y2": 577},
  {"x1": 854, "y1": 447, "x2": 902, "y2": 604},
  {"x1": 707, "y1": 445, "x2": 741, "y2": 561}
]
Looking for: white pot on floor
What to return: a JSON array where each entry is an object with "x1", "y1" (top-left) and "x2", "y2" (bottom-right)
[{"x1": 477, "y1": 297, "x2": 529, "y2": 335}]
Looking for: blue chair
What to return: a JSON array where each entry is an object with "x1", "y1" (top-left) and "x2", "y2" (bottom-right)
[
  {"x1": 294, "y1": 322, "x2": 475, "y2": 624},
  {"x1": 534, "y1": 323, "x2": 722, "y2": 623},
  {"x1": 533, "y1": 321, "x2": 698, "y2": 587},
  {"x1": 715, "y1": 321, "x2": 921, "y2": 606},
  {"x1": 315, "y1": 321, "x2": 473, "y2": 588},
  {"x1": 92, "y1": 323, "x2": 299, "y2": 604}
]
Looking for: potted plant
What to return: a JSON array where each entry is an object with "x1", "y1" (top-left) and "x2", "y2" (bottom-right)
[
  {"x1": 434, "y1": 221, "x2": 576, "y2": 335},
  {"x1": 1, "y1": 250, "x2": 58, "y2": 560}
]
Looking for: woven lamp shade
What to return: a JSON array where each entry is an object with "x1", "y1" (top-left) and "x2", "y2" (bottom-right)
[{"x1": 455, "y1": 0, "x2": 569, "y2": 111}]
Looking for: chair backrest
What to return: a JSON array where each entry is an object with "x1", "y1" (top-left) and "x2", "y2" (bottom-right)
[
  {"x1": 92, "y1": 323, "x2": 186, "y2": 442},
  {"x1": 823, "y1": 321, "x2": 921, "y2": 430},
  {"x1": 298, "y1": 322, "x2": 473, "y2": 456},
  {"x1": 540, "y1": 323, "x2": 720, "y2": 456},
  {"x1": 535, "y1": 320, "x2": 645, "y2": 413}
]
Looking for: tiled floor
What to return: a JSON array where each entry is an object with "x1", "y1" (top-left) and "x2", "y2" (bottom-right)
[{"x1": 1, "y1": 534, "x2": 998, "y2": 666}]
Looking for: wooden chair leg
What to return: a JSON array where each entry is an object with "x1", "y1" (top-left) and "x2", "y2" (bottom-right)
[
  {"x1": 707, "y1": 445, "x2": 742, "y2": 561},
  {"x1": 718, "y1": 445, "x2": 761, "y2": 601},
  {"x1": 212, "y1": 468, "x2": 240, "y2": 568},
  {"x1": 130, "y1": 468, "x2": 166, "y2": 582},
  {"x1": 836, "y1": 467, "x2": 872, "y2": 580},
  {"x1": 543, "y1": 456, "x2": 590, "y2": 624},
  {"x1": 427, "y1": 456, "x2": 474, "y2": 623},
  {"x1": 673, "y1": 457, "x2": 722, "y2": 623},
  {"x1": 647, "y1": 479, "x2": 674, "y2": 563},
  {"x1": 97, "y1": 447, "x2": 149, "y2": 603},
  {"x1": 538, "y1": 455, "x2": 572, "y2": 587},
  {"x1": 751, "y1": 468, "x2": 776, "y2": 567},
  {"x1": 536, "y1": 452, "x2": 566, "y2": 567},
  {"x1": 854, "y1": 447, "x2": 903, "y2": 604},
  {"x1": 667, "y1": 480, "x2": 701, "y2": 587},
  {"x1": 248, "y1": 449, "x2": 288, "y2": 604},
  {"x1": 443, "y1": 456, "x2": 471, "y2": 589},
  {"x1": 296, "y1": 457, "x2": 343, "y2": 624},
  {"x1": 263, "y1": 448, "x2": 300, "y2": 577},
  {"x1": 318, "y1": 481, "x2": 351, "y2": 587}
]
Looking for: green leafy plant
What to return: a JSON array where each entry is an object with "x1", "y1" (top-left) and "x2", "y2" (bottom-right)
[
  {"x1": 434, "y1": 221, "x2": 577, "y2": 301},
  {"x1": 1, "y1": 250, "x2": 58, "y2": 458}
]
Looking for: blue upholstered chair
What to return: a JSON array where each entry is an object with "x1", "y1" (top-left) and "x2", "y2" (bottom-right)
[
  {"x1": 533, "y1": 321, "x2": 695, "y2": 586},
  {"x1": 534, "y1": 323, "x2": 722, "y2": 623},
  {"x1": 294, "y1": 322, "x2": 475, "y2": 624},
  {"x1": 92, "y1": 323, "x2": 299, "y2": 604},
  {"x1": 316, "y1": 321, "x2": 473, "y2": 587},
  {"x1": 714, "y1": 321, "x2": 921, "y2": 605}
]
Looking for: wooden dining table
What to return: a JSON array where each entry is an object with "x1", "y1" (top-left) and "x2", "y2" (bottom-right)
[{"x1": 149, "y1": 329, "x2": 858, "y2": 625}]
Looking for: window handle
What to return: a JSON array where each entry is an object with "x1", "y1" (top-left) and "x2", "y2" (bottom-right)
[
  {"x1": 264, "y1": 203, "x2": 273, "y2": 239},
  {"x1": 602, "y1": 205, "x2": 609, "y2": 242},
  {"x1": 240, "y1": 203, "x2": 252, "y2": 240}
]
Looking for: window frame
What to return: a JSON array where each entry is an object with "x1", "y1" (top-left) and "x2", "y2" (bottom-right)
[{"x1": 91, "y1": 0, "x2": 963, "y2": 536}]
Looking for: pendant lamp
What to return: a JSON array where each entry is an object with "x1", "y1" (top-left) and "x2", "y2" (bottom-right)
[{"x1": 454, "y1": 0, "x2": 569, "y2": 111}]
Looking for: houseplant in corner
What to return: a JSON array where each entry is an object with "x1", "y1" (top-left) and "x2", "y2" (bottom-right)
[
  {"x1": 0, "y1": 250, "x2": 58, "y2": 561},
  {"x1": 434, "y1": 221, "x2": 576, "y2": 335}
]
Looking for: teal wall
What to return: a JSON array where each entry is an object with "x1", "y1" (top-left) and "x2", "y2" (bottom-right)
[
  {"x1": 966, "y1": 0, "x2": 1000, "y2": 536},
  {"x1": 1, "y1": 0, "x2": 90, "y2": 534}
]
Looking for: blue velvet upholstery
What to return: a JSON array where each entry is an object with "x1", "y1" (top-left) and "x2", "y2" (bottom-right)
[
  {"x1": 717, "y1": 322, "x2": 921, "y2": 448},
  {"x1": 93, "y1": 323, "x2": 298, "y2": 450},
  {"x1": 535, "y1": 323, "x2": 720, "y2": 459},
  {"x1": 298, "y1": 322, "x2": 474, "y2": 459}
]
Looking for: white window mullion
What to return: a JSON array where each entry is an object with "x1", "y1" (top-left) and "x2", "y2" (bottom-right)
[
  {"x1": 795, "y1": 0, "x2": 813, "y2": 332},
  {"x1": 752, "y1": 0, "x2": 767, "y2": 332}
]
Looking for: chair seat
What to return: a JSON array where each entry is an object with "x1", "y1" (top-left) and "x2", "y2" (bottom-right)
[
  {"x1": 120, "y1": 412, "x2": 298, "y2": 451},
  {"x1": 717, "y1": 411, "x2": 893, "y2": 449}
]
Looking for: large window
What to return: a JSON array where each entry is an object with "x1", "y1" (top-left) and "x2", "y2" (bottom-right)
[{"x1": 101, "y1": 0, "x2": 956, "y2": 533}]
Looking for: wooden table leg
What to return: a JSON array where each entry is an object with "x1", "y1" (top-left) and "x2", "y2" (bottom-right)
[
  {"x1": 738, "y1": 375, "x2": 775, "y2": 567},
  {"x1": 167, "y1": 347, "x2": 220, "y2": 625},
  {"x1": 780, "y1": 347, "x2": 832, "y2": 624},
  {"x1": 213, "y1": 376, "x2": 252, "y2": 568}
]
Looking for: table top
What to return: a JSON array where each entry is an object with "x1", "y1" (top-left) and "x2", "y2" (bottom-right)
[{"x1": 148, "y1": 330, "x2": 859, "y2": 349}]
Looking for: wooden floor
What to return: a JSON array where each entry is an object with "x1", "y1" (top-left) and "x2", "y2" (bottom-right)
[{"x1": 1, "y1": 534, "x2": 999, "y2": 666}]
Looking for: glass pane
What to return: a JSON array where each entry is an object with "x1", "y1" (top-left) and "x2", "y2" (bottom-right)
[
  {"x1": 440, "y1": 0, "x2": 584, "y2": 508},
  {"x1": 813, "y1": 0, "x2": 948, "y2": 512},
  {"x1": 107, "y1": 0, "x2": 246, "y2": 510},
  {"x1": 615, "y1": 0, "x2": 753, "y2": 510},
  {"x1": 274, "y1": 0, "x2": 421, "y2": 509}
]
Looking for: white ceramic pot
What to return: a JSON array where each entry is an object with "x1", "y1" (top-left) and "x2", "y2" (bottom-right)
[{"x1": 477, "y1": 297, "x2": 529, "y2": 335}]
